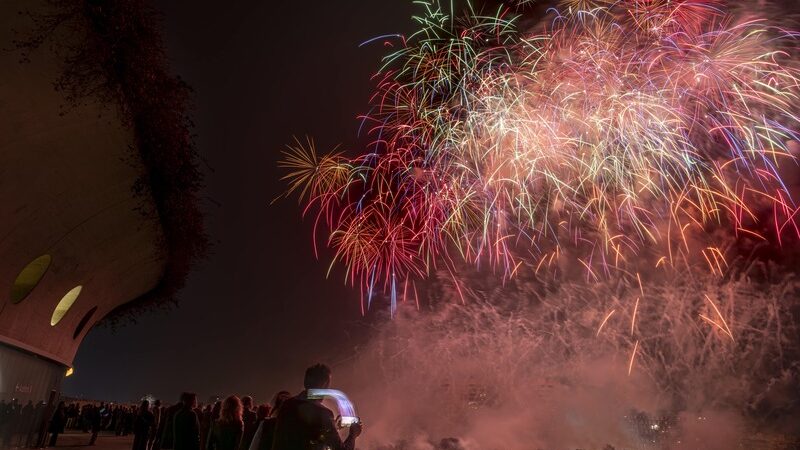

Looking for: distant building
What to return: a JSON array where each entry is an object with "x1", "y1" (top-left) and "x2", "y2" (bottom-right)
[{"x1": 0, "y1": 0, "x2": 205, "y2": 405}]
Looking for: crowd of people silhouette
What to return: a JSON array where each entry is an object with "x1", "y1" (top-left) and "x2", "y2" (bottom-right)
[{"x1": 0, "y1": 364, "x2": 363, "y2": 450}]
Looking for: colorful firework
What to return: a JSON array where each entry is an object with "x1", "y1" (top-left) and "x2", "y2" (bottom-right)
[{"x1": 281, "y1": 0, "x2": 800, "y2": 314}]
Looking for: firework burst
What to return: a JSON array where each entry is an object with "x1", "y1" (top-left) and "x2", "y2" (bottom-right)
[{"x1": 280, "y1": 0, "x2": 800, "y2": 314}]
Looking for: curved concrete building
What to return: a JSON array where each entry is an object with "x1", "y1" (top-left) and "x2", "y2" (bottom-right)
[{"x1": 0, "y1": 0, "x2": 204, "y2": 409}]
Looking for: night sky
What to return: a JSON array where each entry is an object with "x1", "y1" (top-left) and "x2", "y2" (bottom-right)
[
  {"x1": 63, "y1": 0, "x2": 421, "y2": 403},
  {"x1": 50, "y1": 1, "x2": 800, "y2": 445}
]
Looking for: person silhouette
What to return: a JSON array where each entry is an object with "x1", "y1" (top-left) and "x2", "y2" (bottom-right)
[
  {"x1": 206, "y1": 396, "x2": 243, "y2": 450},
  {"x1": 173, "y1": 393, "x2": 200, "y2": 450},
  {"x1": 133, "y1": 401, "x2": 155, "y2": 450},
  {"x1": 270, "y1": 364, "x2": 362, "y2": 450},
  {"x1": 47, "y1": 402, "x2": 66, "y2": 447},
  {"x1": 239, "y1": 397, "x2": 256, "y2": 450}
]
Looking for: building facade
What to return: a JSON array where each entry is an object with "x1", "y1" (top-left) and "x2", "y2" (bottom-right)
[{"x1": 0, "y1": 0, "x2": 204, "y2": 411}]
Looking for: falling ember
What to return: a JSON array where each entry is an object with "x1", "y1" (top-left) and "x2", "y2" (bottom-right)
[
  {"x1": 703, "y1": 294, "x2": 735, "y2": 341},
  {"x1": 628, "y1": 340, "x2": 639, "y2": 376},
  {"x1": 630, "y1": 297, "x2": 639, "y2": 337},
  {"x1": 597, "y1": 309, "x2": 616, "y2": 337},
  {"x1": 636, "y1": 273, "x2": 644, "y2": 297}
]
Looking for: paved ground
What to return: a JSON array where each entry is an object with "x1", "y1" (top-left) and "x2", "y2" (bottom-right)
[
  {"x1": 50, "y1": 432, "x2": 133, "y2": 450},
  {"x1": 30, "y1": 429, "x2": 800, "y2": 450}
]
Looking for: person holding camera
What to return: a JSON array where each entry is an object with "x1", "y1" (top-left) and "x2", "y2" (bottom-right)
[{"x1": 270, "y1": 364, "x2": 362, "y2": 450}]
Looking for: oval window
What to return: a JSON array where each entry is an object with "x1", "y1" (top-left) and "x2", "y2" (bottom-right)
[
  {"x1": 51, "y1": 286, "x2": 82, "y2": 326},
  {"x1": 10, "y1": 255, "x2": 52, "y2": 304},
  {"x1": 73, "y1": 306, "x2": 98, "y2": 339}
]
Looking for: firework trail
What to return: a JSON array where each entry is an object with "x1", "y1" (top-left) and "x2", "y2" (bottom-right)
[{"x1": 281, "y1": 0, "x2": 800, "y2": 315}]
